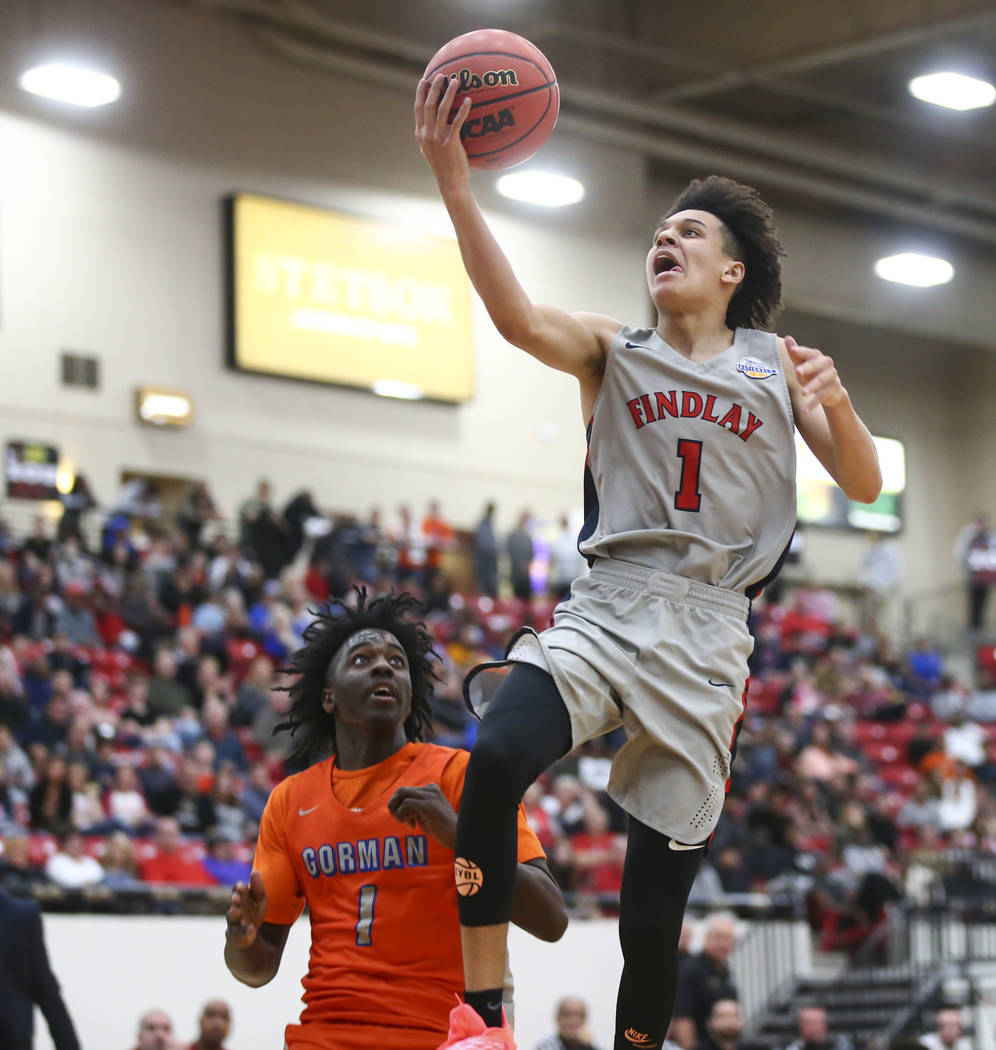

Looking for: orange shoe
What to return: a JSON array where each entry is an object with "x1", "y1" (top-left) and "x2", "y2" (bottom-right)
[{"x1": 436, "y1": 1002, "x2": 517, "y2": 1050}]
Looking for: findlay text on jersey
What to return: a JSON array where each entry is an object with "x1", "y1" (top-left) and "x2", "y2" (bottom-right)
[{"x1": 625, "y1": 389, "x2": 764, "y2": 442}]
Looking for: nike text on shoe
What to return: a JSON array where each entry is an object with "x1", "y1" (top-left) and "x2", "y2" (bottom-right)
[{"x1": 437, "y1": 1002, "x2": 517, "y2": 1050}]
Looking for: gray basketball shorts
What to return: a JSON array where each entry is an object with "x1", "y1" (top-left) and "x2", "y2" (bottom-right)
[{"x1": 464, "y1": 559, "x2": 754, "y2": 843}]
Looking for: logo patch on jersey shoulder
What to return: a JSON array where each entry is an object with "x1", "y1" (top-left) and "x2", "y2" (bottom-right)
[{"x1": 737, "y1": 356, "x2": 778, "y2": 380}]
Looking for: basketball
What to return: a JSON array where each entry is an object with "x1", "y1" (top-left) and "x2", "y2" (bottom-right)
[
  {"x1": 454, "y1": 857, "x2": 483, "y2": 896},
  {"x1": 423, "y1": 29, "x2": 559, "y2": 170}
]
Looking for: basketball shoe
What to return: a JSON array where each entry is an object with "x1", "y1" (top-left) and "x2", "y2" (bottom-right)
[{"x1": 436, "y1": 1002, "x2": 517, "y2": 1050}]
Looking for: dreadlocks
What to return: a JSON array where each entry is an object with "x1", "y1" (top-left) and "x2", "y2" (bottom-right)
[
  {"x1": 665, "y1": 175, "x2": 785, "y2": 331},
  {"x1": 276, "y1": 589, "x2": 438, "y2": 767}
]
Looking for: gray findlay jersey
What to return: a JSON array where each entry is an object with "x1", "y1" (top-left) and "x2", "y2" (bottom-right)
[{"x1": 578, "y1": 325, "x2": 796, "y2": 596}]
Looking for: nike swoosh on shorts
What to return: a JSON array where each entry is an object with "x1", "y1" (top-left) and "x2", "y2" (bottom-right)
[
  {"x1": 298, "y1": 805, "x2": 319, "y2": 816},
  {"x1": 668, "y1": 838, "x2": 705, "y2": 851},
  {"x1": 625, "y1": 341, "x2": 653, "y2": 350}
]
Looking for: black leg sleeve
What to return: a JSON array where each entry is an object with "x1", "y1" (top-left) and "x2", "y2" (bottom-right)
[
  {"x1": 614, "y1": 817, "x2": 704, "y2": 1050},
  {"x1": 456, "y1": 662, "x2": 573, "y2": 926}
]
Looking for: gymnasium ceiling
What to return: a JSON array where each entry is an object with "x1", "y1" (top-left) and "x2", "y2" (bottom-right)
[{"x1": 170, "y1": 0, "x2": 996, "y2": 248}]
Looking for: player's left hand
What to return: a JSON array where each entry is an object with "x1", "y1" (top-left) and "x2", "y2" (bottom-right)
[
  {"x1": 388, "y1": 784, "x2": 458, "y2": 849},
  {"x1": 785, "y1": 335, "x2": 847, "y2": 413}
]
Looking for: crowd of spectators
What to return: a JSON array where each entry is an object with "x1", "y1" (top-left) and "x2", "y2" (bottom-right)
[{"x1": 0, "y1": 479, "x2": 994, "y2": 955}]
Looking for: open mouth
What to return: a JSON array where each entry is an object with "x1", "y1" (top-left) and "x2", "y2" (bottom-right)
[
  {"x1": 370, "y1": 685, "x2": 398, "y2": 701},
  {"x1": 654, "y1": 252, "x2": 682, "y2": 275}
]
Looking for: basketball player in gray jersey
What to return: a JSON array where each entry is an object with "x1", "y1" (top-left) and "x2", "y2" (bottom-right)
[{"x1": 415, "y1": 74, "x2": 882, "y2": 1050}]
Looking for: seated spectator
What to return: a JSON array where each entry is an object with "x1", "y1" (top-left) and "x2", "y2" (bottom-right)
[
  {"x1": 140, "y1": 740, "x2": 181, "y2": 817},
  {"x1": 100, "y1": 830, "x2": 140, "y2": 889},
  {"x1": 714, "y1": 845, "x2": 753, "y2": 895},
  {"x1": 696, "y1": 999, "x2": 760, "y2": 1050},
  {"x1": 107, "y1": 763, "x2": 152, "y2": 833},
  {"x1": 169, "y1": 759, "x2": 216, "y2": 836},
  {"x1": 138, "y1": 816, "x2": 215, "y2": 886},
  {"x1": 795, "y1": 721, "x2": 859, "y2": 782},
  {"x1": 44, "y1": 828, "x2": 105, "y2": 889},
  {"x1": 201, "y1": 828, "x2": 250, "y2": 886},
  {"x1": 187, "y1": 999, "x2": 233, "y2": 1050},
  {"x1": 943, "y1": 710, "x2": 987, "y2": 770},
  {"x1": 0, "y1": 830, "x2": 50, "y2": 893},
  {"x1": 67, "y1": 760, "x2": 106, "y2": 833},
  {"x1": 906, "y1": 637, "x2": 943, "y2": 697},
  {"x1": 896, "y1": 779, "x2": 941, "y2": 831},
  {"x1": 937, "y1": 762, "x2": 978, "y2": 832},
  {"x1": 0, "y1": 721, "x2": 34, "y2": 793},
  {"x1": 147, "y1": 649, "x2": 193, "y2": 720},
  {"x1": 22, "y1": 690, "x2": 73, "y2": 752},
  {"x1": 231, "y1": 655, "x2": 273, "y2": 728},
  {"x1": 28, "y1": 754, "x2": 72, "y2": 832},
  {"x1": 919, "y1": 1007, "x2": 972, "y2": 1050},
  {"x1": 208, "y1": 765, "x2": 247, "y2": 840},
  {"x1": 239, "y1": 761, "x2": 273, "y2": 826},
  {"x1": 132, "y1": 1008, "x2": 177, "y2": 1050},
  {"x1": 672, "y1": 914, "x2": 739, "y2": 1049},
  {"x1": 53, "y1": 580, "x2": 101, "y2": 648},
  {"x1": 782, "y1": 1004, "x2": 853, "y2": 1050},
  {"x1": 120, "y1": 673, "x2": 156, "y2": 733},
  {"x1": 533, "y1": 996, "x2": 604, "y2": 1050},
  {"x1": 570, "y1": 800, "x2": 625, "y2": 912},
  {"x1": 200, "y1": 700, "x2": 247, "y2": 772}
]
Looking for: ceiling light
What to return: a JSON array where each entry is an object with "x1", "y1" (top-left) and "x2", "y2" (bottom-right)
[
  {"x1": 19, "y1": 63, "x2": 121, "y2": 108},
  {"x1": 495, "y1": 171, "x2": 585, "y2": 208},
  {"x1": 908, "y1": 71, "x2": 995, "y2": 111},
  {"x1": 874, "y1": 253, "x2": 954, "y2": 288},
  {"x1": 372, "y1": 379, "x2": 424, "y2": 400}
]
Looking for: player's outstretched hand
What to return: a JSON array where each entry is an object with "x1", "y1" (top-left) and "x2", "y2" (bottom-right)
[
  {"x1": 785, "y1": 335, "x2": 846, "y2": 413},
  {"x1": 226, "y1": 869, "x2": 267, "y2": 949},
  {"x1": 414, "y1": 73, "x2": 472, "y2": 191},
  {"x1": 388, "y1": 784, "x2": 458, "y2": 849}
]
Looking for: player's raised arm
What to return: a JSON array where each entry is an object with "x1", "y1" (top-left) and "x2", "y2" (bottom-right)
[
  {"x1": 415, "y1": 74, "x2": 619, "y2": 387},
  {"x1": 224, "y1": 870, "x2": 290, "y2": 988},
  {"x1": 779, "y1": 335, "x2": 882, "y2": 504}
]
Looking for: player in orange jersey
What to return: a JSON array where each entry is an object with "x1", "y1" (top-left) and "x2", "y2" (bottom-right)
[{"x1": 224, "y1": 591, "x2": 567, "y2": 1050}]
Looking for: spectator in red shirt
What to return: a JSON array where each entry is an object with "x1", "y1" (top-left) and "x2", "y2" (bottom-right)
[
  {"x1": 186, "y1": 999, "x2": 233, "y2": 1050},
  {"x1": 139, "y1": 816, "x2": 214, "y2": 886}
]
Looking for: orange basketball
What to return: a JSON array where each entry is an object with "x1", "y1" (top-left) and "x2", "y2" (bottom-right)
[{"x1": 424, "y1": 29, "x2": 559, "y2": 170}]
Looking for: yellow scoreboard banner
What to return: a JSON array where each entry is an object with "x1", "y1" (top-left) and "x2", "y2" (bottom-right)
[{"x1": 228, "y1": 193, "x2": 473, "y2": 402}]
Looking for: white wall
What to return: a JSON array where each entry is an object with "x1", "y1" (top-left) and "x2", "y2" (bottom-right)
[
  {"x1": 0, "y1": 0, "x2": 994, "y2": 593},
  {"x1": 36, "y1": 913, "x2": 624, "y2": 1050}
]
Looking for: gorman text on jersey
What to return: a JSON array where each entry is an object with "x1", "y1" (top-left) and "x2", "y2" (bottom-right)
[
  {"x1": 625, "y1": 389, "x2": 764, "y2": 442},
  {"x1": 300, "y1": 833, "x2": 428, "y2": 878}
]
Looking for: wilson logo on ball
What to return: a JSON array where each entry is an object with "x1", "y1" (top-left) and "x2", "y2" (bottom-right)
[
  {"x1": 461, "y1": 108, "x2": 516, "y2": 139},
  {"x1": 449, "y1": 67, "x2": 519, "y2": 91}
]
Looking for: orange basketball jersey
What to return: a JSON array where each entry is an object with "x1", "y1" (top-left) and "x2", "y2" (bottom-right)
[{"x1": 254, "y1": 741, "x2": 544, "y2": 1050}]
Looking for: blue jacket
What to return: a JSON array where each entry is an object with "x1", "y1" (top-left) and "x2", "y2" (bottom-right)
[{"x1": 0, "y1": 890, "x2": 81, "y2": 1050}]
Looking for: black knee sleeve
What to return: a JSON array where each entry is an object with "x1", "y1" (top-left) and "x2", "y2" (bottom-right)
[{"x1": 455, "y1": 662, "x2": 572, "y2": 926}]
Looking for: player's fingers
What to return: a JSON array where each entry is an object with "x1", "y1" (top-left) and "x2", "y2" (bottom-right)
[
  {"x1": 414, "y1": 78, "x2": 429, "y2": 130},
  {"x1": 435, "y1": 75, "x2": 460, "y2": 132},
  {"x1": 249, "y1": 869, "x2": 265, "y2": 901},
  {"x1": 443, "y1": 96, "x2": 472, "y2": 144},
  {"x1": 424, "y1": 74, "x2": 447, "y2": 124}
]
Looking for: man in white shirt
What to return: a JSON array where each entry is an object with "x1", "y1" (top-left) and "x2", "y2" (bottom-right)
[
  {"x1": 919, "y1": 1007, "x2": 972, "y2": 1050},
  {"x1": 44, "y1": 829, "x2": 104, "y2": 889}
]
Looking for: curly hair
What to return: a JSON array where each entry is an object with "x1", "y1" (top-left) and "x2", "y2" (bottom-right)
[
  {"x1": 664, "y1": 175, "x2": 785, "y2": 331},
  {"x1": 275, "y1": 589, "x2": 438, "y2": 767}
]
